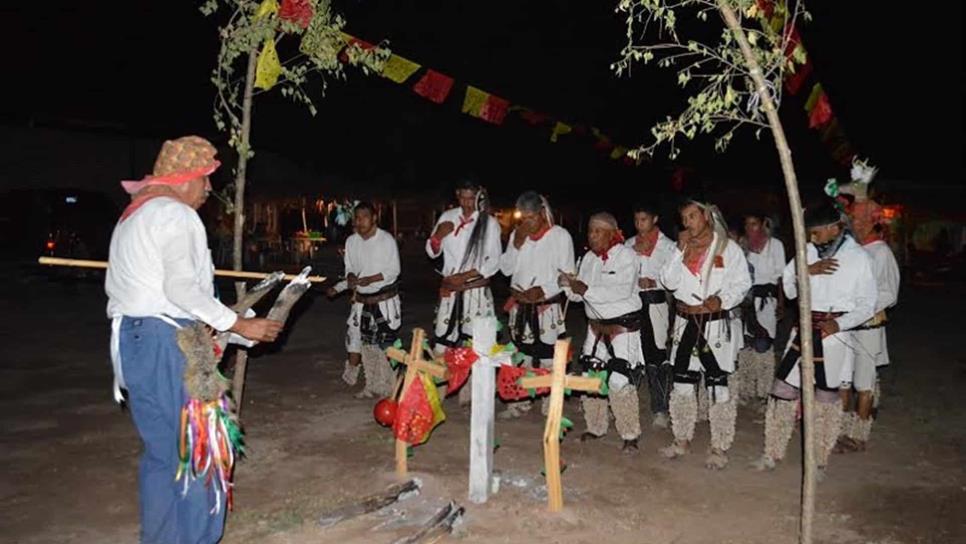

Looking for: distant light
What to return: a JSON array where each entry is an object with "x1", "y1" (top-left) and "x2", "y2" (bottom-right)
[
  {"x1": 65, "y1": 196, "x2": 78, "y2": 204},
  {"x1": 513, "y1": 210, "x2": 522, "y2": 220},
  {"x1": 45, "y1": 240, "x2": 56, "y2": 250},
  {"x1": 882, "y1": 206, "x2": 900, "y2": 220}
]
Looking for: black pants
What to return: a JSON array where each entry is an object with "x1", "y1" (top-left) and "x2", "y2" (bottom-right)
[{"x1": 639, "y1": 291, "x2": 671, "y2": 414}]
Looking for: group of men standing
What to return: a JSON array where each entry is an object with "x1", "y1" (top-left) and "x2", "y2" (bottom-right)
[
  {"x1": 105, "y1": 135, "x2": 899, "y2": 542},
  {"x1": 335, "y1": 179, "x2": 900, "y2": 475}
]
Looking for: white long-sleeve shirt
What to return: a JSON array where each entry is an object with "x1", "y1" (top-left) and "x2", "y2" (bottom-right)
[
  {"x1": 334, "y1": 228, "x2": 400, "y2": 295},
  {"x1": 425, "y1": 207, "x2": 502, "y2": 278},
  {"x1": 624, "y1": 230, "x2": 676, "y2": 292},
  {"x1": 500, "y1": 225, "x2": 575, "y2": 299},
  {"x1": 661, "y1": 234, "x2": 751, "y2": 310},
  {"x1": 782, "y1": 235, "x2": 877, "y2": 331},
  {"x1": 566, "y1": 244, "x2": 642, "y2": 319},
  {"x1": 105, "y1": 196, "x2": 237, "y2": 331},
  {"x1": 747, "y1": 237, "x2": 786, "y2": 286},
  {"x1": 863, "y1": 240, "x2": 900, "y2": 314}
]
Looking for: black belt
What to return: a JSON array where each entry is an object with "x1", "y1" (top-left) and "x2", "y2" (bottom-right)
[
  {"x1": 589, "y1": 311, "x2": 644, "y2": 330},
  {"x1": 750, "y1": 283, "x2": 779, "y2": 299},
  {"x1": 639, "y1": 289, "x2": 667, "y2": 305},
  {"x1": 354, "y1": 281, "x2": 400, "y2": 304},
  {"x1": 509, "y1": 293, "x2": 565, "y2": 360},
  {"x1": 775, "y1": 311, "x2": 845, "y2": 392}
]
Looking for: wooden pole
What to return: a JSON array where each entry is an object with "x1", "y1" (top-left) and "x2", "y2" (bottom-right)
[
  {"x1": 392, "y1": 199, "x2": 399, "y2": 239},
  {"x1": 37, "y1": 257, "x2": 326, "y2": 283},
  {"x1": 717, "y1": 4, "x2": 815, "y2": 543},
  {"x1": 543, "y1": 342, "x2": 567, "y2": 512},
  {"x1": 231, "y1": 48, "x2": 258, "y2": 415}
]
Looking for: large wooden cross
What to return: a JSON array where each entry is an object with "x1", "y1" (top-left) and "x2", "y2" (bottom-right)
[
  {"x1": 518, "y1": 338, "x2": 602, "y2": 512},
  {"x1": 385, "y1": 327, "x2": 449, "y2": 479}
]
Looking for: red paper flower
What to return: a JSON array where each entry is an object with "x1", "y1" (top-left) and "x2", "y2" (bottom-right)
[
  {"x1": 279, "y1": 0, "x2": 313, "y2": 29},
  {"x1": 497, "y1": 365, "x2": 550, "y2": 401},
  {"x1": 443, "y1": 346, "x2": 479, "y2": 394}
]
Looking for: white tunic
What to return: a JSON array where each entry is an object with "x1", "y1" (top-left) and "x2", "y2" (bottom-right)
[
  {"x1": 566, "y1": 244, "x2": 642, "y2": 319},
  {"x1": 106, "y1": 197, "x2": 236, "y2": 331},
  {"x1": 625, "y1": 230, "x2": 675, "y2": 351},
  {"x1": 333, "y1": 228, "x2": 402, "y2": 351},
  {"x1": 661, "y1": 235, "x2": 752, "y2": 376},
  {"x1": 780, "y1": 235, "x2": 877, "y2": 389},
  {"x1": 857, "y1": 239, "x2": 900, "y2": 368},
  {"x1": 500, "y1": 226, "x2": 575, "y2": 351},
  {"x1": 105, "y1": 196, "x2": 237, "y2": 401},
  {"x1": 425, "y1": 208, "x2": 502, "y2": 277},
  {"x1": 566, "y1": 244, "x2": 643, "y2": 370},
  {"x1": 426, "y1": 207, "x2": 502, "y2": 342},
  {"x1": 745, "y1": 237, "x2": 786, "y2": 339}
]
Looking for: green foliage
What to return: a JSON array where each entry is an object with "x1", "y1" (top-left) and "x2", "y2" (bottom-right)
[
  {"x1": 203, "y1": 0, "x2": 389, "y2": 160},
  {"x1": 613, "y1": 0, "x2": 809, "y2": 159}
]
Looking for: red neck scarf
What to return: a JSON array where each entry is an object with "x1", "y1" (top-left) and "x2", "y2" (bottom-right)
[
  {"x1": 120, "y1": 189, "x2": 180, "y2": 221},
  {"x1": 594, "y1": 230, "x2": 625, "y2": 262},
  {"x1": 746, "y1": 230, "x2": 768, "y2": 253},
  {"x1": 634, "y1": 229, "x2": 659, "y2": 257},
  {"x1": 683, "y1": 230, "x2": 713, "y2": 276},
  {"x1": 454, "y1": 213, "x2": 475, "y2": 236},
  {"x1": 530, "y1": 224, "x2": 552, "y2": 242}
]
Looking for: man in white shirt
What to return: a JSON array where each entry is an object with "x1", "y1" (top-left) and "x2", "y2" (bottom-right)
[
  {"x1": 426, "y1": 180, "x2": 502, "y2": 403},
  {"x1": 499, "y1": 191, "x2": 575, "y2": 418},
  {"x1": 560, "y1": 213, "x2": 644, "y2": 453},
  {"x1": 625, "y1": 201, "x2": 676, "y2": 429},
  {"x1": 836, "y1": 222, "x2": 900, "y2": 452},
  {"x1": 326, "y1": 202, "x2": 402, "y2": 399},
  {"x1": 659, "y1": 199, "x2": 751, "y2": 469},
  {"x1": 106, "y1": 136, "x2": 282, "y2": 543},
  {"x1": 754, "y1": 200, "x2": 876, "y2": 473},
  {"x1": 736, "y1": 212, "x2": 786, "y2": 404}
]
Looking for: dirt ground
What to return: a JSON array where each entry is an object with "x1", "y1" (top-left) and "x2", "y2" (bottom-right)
[{"x1": 1, "y1": 247, "x2": 964, "y2": 544}]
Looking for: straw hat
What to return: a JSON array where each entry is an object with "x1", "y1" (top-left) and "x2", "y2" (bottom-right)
[{"x1": 121, "y1": 136, "x2": 221, "y2": 194}]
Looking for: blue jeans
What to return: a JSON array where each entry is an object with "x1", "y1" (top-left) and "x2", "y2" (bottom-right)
[{"x1": 120, "y1": 317, "x2": 226, "y2": 544}]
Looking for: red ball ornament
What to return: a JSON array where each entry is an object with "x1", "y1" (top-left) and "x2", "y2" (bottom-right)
[{"x1": 373, "y1": 398, "x2": 397, "y2": 427}]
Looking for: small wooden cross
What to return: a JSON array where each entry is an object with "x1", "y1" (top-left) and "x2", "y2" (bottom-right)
[
  {"x1": 385, "y1": 327, "x2": 449, "y2": 479},
  {"x1": 518, "y1": 338, "x2": 602, "y2": 512}
]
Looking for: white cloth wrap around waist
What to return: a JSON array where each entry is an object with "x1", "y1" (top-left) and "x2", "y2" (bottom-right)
[{"x1": 109, "y1": 314, "x2": 184, "y2": 404}]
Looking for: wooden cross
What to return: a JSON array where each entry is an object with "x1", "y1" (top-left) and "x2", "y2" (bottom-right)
[
  {"x1": 385, "y1": 327, "x2": 449, "y2": 479},
  {"x1": 518, "y1": 338, "x2": 602, "y2": 512}
]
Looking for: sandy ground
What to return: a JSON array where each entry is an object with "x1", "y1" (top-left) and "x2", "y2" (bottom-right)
[{"x1": 1, "y1": 247, "x2": 964, "y2": 544}]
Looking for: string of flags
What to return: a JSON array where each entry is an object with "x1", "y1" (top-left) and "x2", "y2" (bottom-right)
[
  {"x1": 337, "y1": 32, "x2": 642, "y2": 166},
  {"x1": 250, "y1": 0, "x2": 859, "y2": 169},
  {"x1": 754, "y1": 0, "x2": 858, "y2": 167}
]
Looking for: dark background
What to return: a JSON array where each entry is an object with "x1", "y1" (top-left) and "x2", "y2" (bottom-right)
[{"x1": 1, "y1": 1, "x2": 962, "y2": 211}]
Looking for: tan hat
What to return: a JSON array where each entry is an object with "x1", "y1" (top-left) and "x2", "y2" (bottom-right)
[{"x1": 121, "y1": 136, "x2": 221, "y2": 194}]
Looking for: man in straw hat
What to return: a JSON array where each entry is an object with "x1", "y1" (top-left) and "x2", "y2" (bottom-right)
[
  {"x1": 659, "y1": 198, "x2": 751, "y2": 469},
  {"x1": 559, "y1": 212, "x2": 645, "y2": 453},
  {"x1": 752, "y1": 199, "x2": 876, "y2": 474},
  {"x1": 106, "y1": 136, "x2": 283, "y2": 543},
  {"x1": 498, "y1": 190, "x2": 575, "y2": 419}
]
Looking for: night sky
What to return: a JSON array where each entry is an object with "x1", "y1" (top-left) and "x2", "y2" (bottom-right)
[{"x1": 2, "y1": 1, "x2": 962, "y2": 206}]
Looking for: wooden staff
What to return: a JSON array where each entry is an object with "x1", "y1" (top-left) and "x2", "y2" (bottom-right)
[{"x1": 37, "y1": 257, "x2": 327, "y2": 283}]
